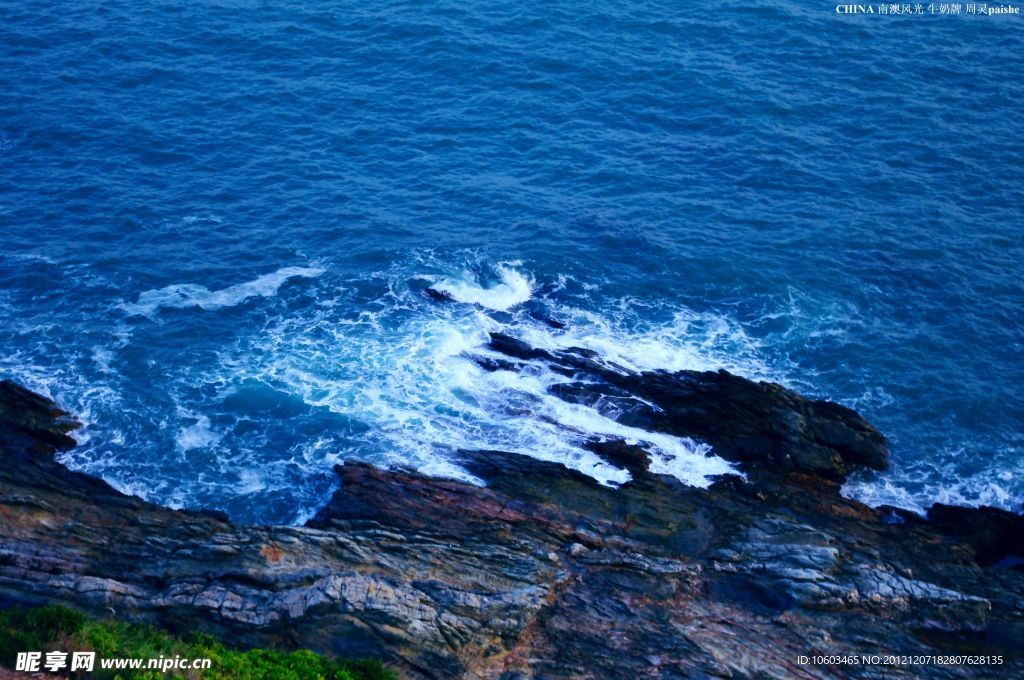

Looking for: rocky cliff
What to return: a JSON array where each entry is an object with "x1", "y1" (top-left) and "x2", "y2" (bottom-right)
[{"x1": 1, "y1": 338, "x2": 1022, "y2": 679}]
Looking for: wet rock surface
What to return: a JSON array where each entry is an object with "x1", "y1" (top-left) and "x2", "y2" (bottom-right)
[
  {"x1": 1, "y1": 362, "x2": 1022, "y2": 678},
  {"x1": 480, "y1": 332, "x2": 890, "y2": 480}
]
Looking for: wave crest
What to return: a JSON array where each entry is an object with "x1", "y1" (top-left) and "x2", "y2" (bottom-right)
[{"x1": 430, "y1": 263, "x2": 533, "y2": 311}]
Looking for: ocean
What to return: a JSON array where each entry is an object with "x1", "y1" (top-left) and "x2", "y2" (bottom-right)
[{"x1": 1, "y1": 1, "x2": 1021, "y2": 524}]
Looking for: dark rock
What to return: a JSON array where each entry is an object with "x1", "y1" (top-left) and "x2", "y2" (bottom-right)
[
  {"x1": 879, "y1": 505, "x2": 927, "y2": 526},
  {"x1": 487, "y1": 334, "x2": 889, "y2": 481},
  {"x1": 1, "y1": 379, "x2": 1021, "y2": 679},
  {"x1": 0, "y1": 380, "x2": 79, "y2": 454},
  {"x1": 486, "y1": 333, "x2": 557, "y2": 362},
  {"x1": 423, "y1": 287, "x2": 455, "y2": 303},
  {"x1": 469, "y1": 355, "x2": 521, "y2": 373},
  {"x1": 927, "y1": 504, "x2": 1024, "y2": 568},
  {"x1": 583, "y1": 439, "x2": 651, "y2": 477},
  {"x1": 547, "y1": 381, "x2": 651, "y2": 422}
]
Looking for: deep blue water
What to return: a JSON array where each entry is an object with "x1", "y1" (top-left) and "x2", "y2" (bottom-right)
[{"x1": 1, "y1": 1, "x2": 1022, "y2": 523}]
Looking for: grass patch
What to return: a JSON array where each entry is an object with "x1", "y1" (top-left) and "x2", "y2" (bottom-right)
[{"x1": 0, "y1": 606, "x2": 396, "y2": 679}]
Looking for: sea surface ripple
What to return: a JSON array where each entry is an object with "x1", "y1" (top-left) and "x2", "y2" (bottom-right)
[{"x1": 1, "y1": 1, "x2": 1021, "y2": 522}]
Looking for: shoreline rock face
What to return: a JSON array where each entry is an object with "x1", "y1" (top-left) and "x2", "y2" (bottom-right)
[{"x1": 1, "y1": 357, "x2": 1022, "y2": 678}]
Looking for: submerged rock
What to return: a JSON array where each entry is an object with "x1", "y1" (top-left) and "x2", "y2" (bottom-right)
[
  {"x1": 423, "y1": 287, "x2": 456, "y2": 303},
  {"x1": 0, "y1": 374, "x2": 1021, "y2": 678}
]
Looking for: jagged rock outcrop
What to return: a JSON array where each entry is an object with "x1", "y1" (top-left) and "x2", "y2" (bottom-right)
[
  {"x1": 0, "y1": 381, "x2": 78, "y2": 454},
  {"x1": 481, "y1": 332, "x2": 889, "y2": 479},
  {"x1": 0, "y1": 353, "x2": 1022, "y2": 679}
]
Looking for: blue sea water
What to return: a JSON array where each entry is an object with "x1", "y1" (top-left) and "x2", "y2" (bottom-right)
[{"x1": 1, "y1": 1, "x2": 1022, "y2": 524}]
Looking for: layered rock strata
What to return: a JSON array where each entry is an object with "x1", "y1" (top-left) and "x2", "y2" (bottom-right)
[{"x1": 1, "y1": 339, "x2": 1021, "y2": 679}]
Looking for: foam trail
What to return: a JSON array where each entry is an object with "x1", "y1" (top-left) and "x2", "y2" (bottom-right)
[
  {"x1": 122, "y1": 266, "x2": 324, "y2": 316},
  {"x1": 430, "y1": 263, "x2": 533, "y2": 311}
]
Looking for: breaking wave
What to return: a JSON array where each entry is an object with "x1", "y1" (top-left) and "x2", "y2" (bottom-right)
[
  {"x1": 9, "y1": 253, "x2": 1016, "y2": 524},
  {"x1": 426, "y1": 262, "x2": 534, "y2": 311},
  {"x1": 42, "y1": 257, "x2": 773, "y2": 522}
]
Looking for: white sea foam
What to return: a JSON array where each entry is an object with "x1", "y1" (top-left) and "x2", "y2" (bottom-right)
[
  {"x1": 429, "y1": 262, "x2": 533, "y2": 311},
  {"x1": 518, "y1": 305, "x2": 772, "y2": 377},
  {"x1": 11, "y1": 253, "x2": 1018, "y2": 524},
  {"x1": 175, "y1": 413, "x2": 221, "y2": 451},
  {"x1": 91, "y1": 346, "x2": 116, "y2": 374},
  {"x1": 843, "y1": 451, "x2": 1022, "y2": 514},
  {"x1": 121, "y1": 266, "x2": 325, "y2": 316},
  {"x1": 236, "y1": 468, "x2": 267, "y2": 494},
  {"x1": 0, "y1": 256, "x2": 780, "y2": 522},
  {"x1": 221, "y1": 262, "x2": 746, "y2": 494}
]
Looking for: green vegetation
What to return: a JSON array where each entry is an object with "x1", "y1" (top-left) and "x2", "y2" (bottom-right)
[{"x1": 0, "y1": 606, "x2": 396, "y2": 680}]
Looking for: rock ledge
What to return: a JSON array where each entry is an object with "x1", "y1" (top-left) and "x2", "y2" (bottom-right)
[{"x1": 1, "y1": 361, "x2": 1021, "y2": 679}]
